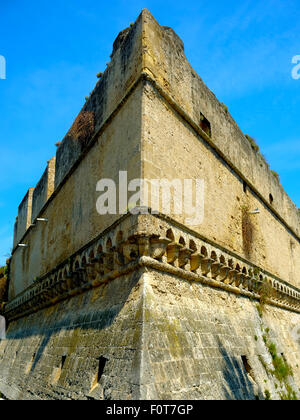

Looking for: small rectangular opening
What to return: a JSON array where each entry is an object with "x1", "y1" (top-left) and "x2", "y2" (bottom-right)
[
  {"x1": 51, "y1": 355, "x2": 67, "y2": 385},
  {"x1": 61, "y1": 355, "x2": 67, "y2": 369},
  {"x1": 97, "y1": 356, "x2": 108, "y2": 383},
  {"x1": 200, "y1": 113, "x2": 211, "y2": 137},
  {"x1": 241, "y1": 355, "x2": 256, "y2": 385},
  {"x1": 241, "y1": 355, "x2": 252, "y2": 375}
]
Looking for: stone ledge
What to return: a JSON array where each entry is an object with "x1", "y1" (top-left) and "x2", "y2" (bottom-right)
[{"x1": 4, "y1": 212, "x2": 300, "y2": 321}]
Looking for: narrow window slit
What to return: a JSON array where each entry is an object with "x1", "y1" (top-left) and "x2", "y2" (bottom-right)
[
  {"x1": 97, "y1": 356, "x2": 108, "y2": 383},
  {"x1": 241, "y1": 355, "x2": 256, "y2": 383},
  {"x1": 241, "y1": 355, "x2": 252, "y2": 374},
  {"x1": 61, "y1": 355, "x2": 67, "y2": 369},
  {"x1": 199, "y1": 113, "x2": 211, "y2": 137},
  {"x1": 90, "y1": 356, "x2": 108, "y2": 392}
]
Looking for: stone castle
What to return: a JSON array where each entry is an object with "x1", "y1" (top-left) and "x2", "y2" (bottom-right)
[{"x1": 0, "y1": 9, "x2": 299, "y2": 400}]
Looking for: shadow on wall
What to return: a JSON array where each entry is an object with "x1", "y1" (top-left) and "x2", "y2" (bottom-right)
[
  {"x1": 3, "y1": 271, "x2": 142, "y2": 375},
  {"x1": 217, "y1": 337, "x2": 262, "y2": 400},
  {"x1": 30, "y1": 306, "x2": 119, "y2": 372}
]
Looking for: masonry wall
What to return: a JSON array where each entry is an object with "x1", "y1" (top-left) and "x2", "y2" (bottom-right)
[
  {"x1": 15, "y1": 188, "x2": 34, "y2": 246},
  {"x1": 9, "y1": 13, "x2": 148, "y2": 300},
  {"x1": 0, "y1": 270, "x2": 144, "y2": 400},
  {"x1": 9, "y1": 83, "x2": 143, "y2": 300},
  {"x1": 141, "y1": 9, "x2": 300, "y2": 237},
  {"x1": 10, "y1": 8, "x2": 300, "y2": 298},
  {"x1": 141, "y1": 81, "x2": 300, "y2": 288},
  {"x1": 139, "y1": 270, "x2": 300, "y2": 400},
  {"x1": 1, "y1": 269, "x2": 299, "y2": 400},
  {"x1": 4, "y1": 9, "x2": 300, "y2": 401}
]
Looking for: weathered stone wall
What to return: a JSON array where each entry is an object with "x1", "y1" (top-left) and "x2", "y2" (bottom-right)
[
  {"x1": 1, "y1": 267, "x2": 299, "y2": 400},
  {"x1": 139, "y1": 270, "x2": 300, "y2": 400},
  {"x1": 141, "y1": 9, "x2": 300, "y2": 237},
  {"x1": 9, "y1": 83, "x2": 143, "y2": 300},
  {"x1": 5, "y1": 212, "x2": 299, "y2": 326},
  {"x1": 142, "y1": 81, "x2": 300, "y2": 288},
  {"x1": 31, "y1": 157, "x2": 56, "y2": 223},
  {"x1": 10, "y1": 8, "x2": 300, "y2": 299},
  {"x1": 0, "y1": 270, "x2": 144, "y2": 400}
]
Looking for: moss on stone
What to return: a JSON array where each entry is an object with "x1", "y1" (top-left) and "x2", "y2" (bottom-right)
[{"x1": 245, "y1": 134, "x2": 259, "y2": 152}]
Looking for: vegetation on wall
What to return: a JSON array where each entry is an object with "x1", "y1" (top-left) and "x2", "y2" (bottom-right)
[
  {"x1": 265, "y1": 339, "x2": 293, "y2": 383},
  {"x1": 264, "y1": 389, "x2": 271, "y2": 400},
  {"x1": 0, "y1": 266, "x2": 7, "y2": 300},
  {"x1": 220, "y1": 102, "x2": 229, "y2": 113},
  {"x1": 271, "y1": 170, "x2": 280, "y2": 182},
  {"x1": 256, "y1": 306, "x2": 298, "y2": 400},
  {"x1": 244, "y1": 135, "x2": 282, "y2": 186}
]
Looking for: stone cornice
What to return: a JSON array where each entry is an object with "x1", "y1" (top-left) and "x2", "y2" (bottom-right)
[{"x1": 4, "y1": 212, "x2": 300, "y2": 321}]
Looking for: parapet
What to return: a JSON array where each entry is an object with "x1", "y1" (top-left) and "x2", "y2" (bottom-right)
[
  {"x1": 31, "y1": 157, "x2": 56, "y2": 223},
  {"x1": 14, "y1": 188, "x2": 35, "y2": 246},
  {"x1": 13, "y1": 157, "x2": 56, "y2": 249}
]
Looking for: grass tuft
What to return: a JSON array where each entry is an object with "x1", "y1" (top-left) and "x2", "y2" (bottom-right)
[
  {"x1": 245, "y1": 134, "x2": 259, "y2": 152},
  {"x1": 264, "y1": 389, "x2": 271, "y2": 400}
]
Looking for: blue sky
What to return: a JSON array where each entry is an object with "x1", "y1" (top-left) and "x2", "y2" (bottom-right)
[{"x1": 0, "y1": 0, "x2": 299, "y2": 266}]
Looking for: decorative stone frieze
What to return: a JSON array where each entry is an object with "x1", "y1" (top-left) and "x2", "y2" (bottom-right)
[{"x1": 4, "y1": 213, "x2": 300, "y2": 321}]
